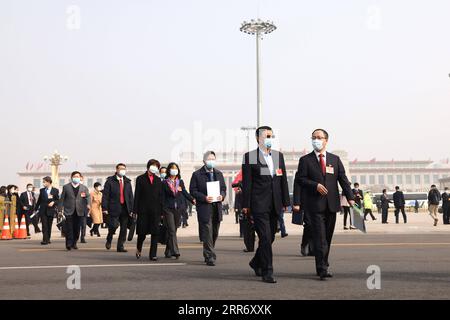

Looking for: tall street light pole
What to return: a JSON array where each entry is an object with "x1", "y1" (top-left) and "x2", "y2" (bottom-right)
[{"x1": 240, "y1": 19, "x2": 276, "y2": 128}]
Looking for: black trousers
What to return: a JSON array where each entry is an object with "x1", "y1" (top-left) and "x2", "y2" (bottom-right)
[
  {"x1": 137, "y1": 234, "x2": 159, "y2": 258},
  {"x1": 310, "y1": 210, "x2": 337, "y2": 274},
  {"x1": 364, "y1": 209, "x2": 376, "y2": 221},
  {"x1": 301, "y1": 211, "x2": 314, "y2": 255},
  {"x1": 40, "y1": 214, "x2": 54, "y2": 243},
  {"x1": 342, "y1": 206, "x2": 352, "y2": 226},
  {"x1": 250, "y1": 208, "x2": 278, "y2": 277},
  {"x1": 21, "y1": 210, "x2": 40, "y2": 235},
  {"x1": 65, "y1": 214, "x2": 82, "y2": 248},
  {"x1": 199, "y1": 206, "x2": 220, "y2": 263},
  {"x1": 91, "y1": 224, "x2": 100, "y2": 235},
  {"x1": 242, "y1": 217, "x2": 256, "y2": 252},
  {"x1": 382, "y1": 208, "x2": 389, "y2": 223},
  {"x1": 443, "y1": 206, "x2": 450, "y2": 225},
  {"x1": 107, "y1": 205, "x2": 129, "y2": 250},
  {"x1": 79, "y1": 216, "x2": 87, "y2": 240},
  {"x1": 395, "y1": 206, "x2": 407, "y2": 223}
]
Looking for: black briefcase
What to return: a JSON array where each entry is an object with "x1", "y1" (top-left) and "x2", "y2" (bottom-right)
[
  {"x1": 158, "y1": 223, "x2": 167, "y2": 245},
  {"x1": 291, "y1": 210, "x2": 304, "y2": 225},
  {"x1": 127, "y1": 217, "x2": 136, "y2": 241},
  {"x1": 86, "y1": 216, "x2": 93, "y2": 228}
]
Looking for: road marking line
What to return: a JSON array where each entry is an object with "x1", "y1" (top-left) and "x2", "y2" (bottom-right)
[
  {"x1": 0, "y1": 263, "x2": 186, "y2": 271},
  {"x1": 333, "y1": 243, "x2": 450, "y2": 246},
  {"x1": 18, "y1": 245, "x2": 202, "y2": 252}
]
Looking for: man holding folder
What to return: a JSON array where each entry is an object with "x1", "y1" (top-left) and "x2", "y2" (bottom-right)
[
  {"x1": 190, "y1": 151, "x2": 227, "y2": 266},
  {"x1": 294, "y1": 129, "x2": 355, "y2": 280}
]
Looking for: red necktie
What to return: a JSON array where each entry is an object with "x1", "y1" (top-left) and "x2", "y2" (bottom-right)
[
  {"x1": 319, "y1": 154, "x2": 326, "y2": 175},
  {"x1": 119, "y1": 178, "x2": 125, "y2": 204}
]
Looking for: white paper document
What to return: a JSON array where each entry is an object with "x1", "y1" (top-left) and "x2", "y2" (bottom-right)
[
  {"x1": 207, "y1": 181, "x2": 221, "y2": 202},
  {"x1": 350, "y1": 205, "x2": 367, "y2": 233}
]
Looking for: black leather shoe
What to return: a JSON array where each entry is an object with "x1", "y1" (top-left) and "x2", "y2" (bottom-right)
[
  {"x1": 40, "y1": 241, "x2": 48, "y2": 245},
  {"x1": 150, "y1": 257, "x2": 158, "y2": 261},
  {"x1": 262, "y1": 276, "x2": 277, "y2": 284},
  {"x1": 249, "y1": 262, "x2": 262, "y2": 277},
  {"x1": 243, "y1": 249, "x2": 254, "y2": 253},
  {"x1": 117, "y1": 248, "x2": 128, "y2": 253},
  {"x1": 81, "y1": 238, "x2": 86, "y2": 244},
  {"x1": 105, "y1": 242, "x2": 111, "y2": 250},
  {"x1": 173, "y1": 254, "x2": 180, "y2": 259},
  {"x1": 72, "y1": 245, "x2": 78, "y2": 250},
  {"x1": 66, "y1": 246, "x2": 72, "y2": 251},
  {"x1": 281, "y1": 233, "x2": 289, "y2": 238},
  {"x1": 300, "y1": 245, "x2": 307, "y2": 257},
  {"x1": 206, "y1": 261, "x2": 215, "y2": 266},
  {"x1": 318, "y1": 271, "x2": 333, "y2": 280}
]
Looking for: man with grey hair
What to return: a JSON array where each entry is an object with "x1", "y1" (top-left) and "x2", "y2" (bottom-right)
[{"x1": 190, "y1": 151, "x2": 227, "y2": 266}]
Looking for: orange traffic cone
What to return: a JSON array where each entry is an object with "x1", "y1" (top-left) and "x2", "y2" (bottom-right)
[
  {"x1": 17, "y1": 216, "x2": 28, "y2": 239},
  {"x1": 1, "y1": 216, "x2": 13, "y2": 240},
  {"x1": 13, "y1": 216, "x2": 20, "y2": 238}
]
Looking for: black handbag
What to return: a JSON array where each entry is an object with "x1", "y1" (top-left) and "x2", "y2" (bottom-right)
[
  {"x1": 127, "y1": 216, "x2": 136, "y2": 241},
  {"x1": 86, "y1": 216, "x2": 93, "y2": 228},
  {"x1": 291, "y1": 210, "x2": 304, "y2": 225},
  {"x1": 158, "y1": 223, "x2": 167, "y2": 245}
]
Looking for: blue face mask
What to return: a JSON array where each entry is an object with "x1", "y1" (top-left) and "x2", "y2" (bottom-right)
[
  {"x1": 264, "y1": 138, "x2": 273, "y2": 149},
  {"x1": 312, "y1": 139, "x2": 323, "y2": 152},
  {"x1": 205, "y1": 160, "x2": 216, "y2": 169},
  {"x1": 160, "y1": 173, "x2": 167, "y2": 179},
  {"x1": 72, "y1": 178, "x2": 81, "y2": 185}
]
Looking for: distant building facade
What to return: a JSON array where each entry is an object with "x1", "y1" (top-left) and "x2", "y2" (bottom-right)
[{"x1": 17, "y1": 151, "x2": 450, "y2": 205}]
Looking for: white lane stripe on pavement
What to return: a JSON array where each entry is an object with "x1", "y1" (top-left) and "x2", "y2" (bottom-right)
[{"x1": 0, "y1": 263, "x2": 186, "y2": 270}]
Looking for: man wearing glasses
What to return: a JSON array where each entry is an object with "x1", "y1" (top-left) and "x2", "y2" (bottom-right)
[
  {"x1": 241, "y1": 126, "x2": 290, "y2": 284},
  {"x1": 293, "y1": 129, "x2": 355, "y2": 280}
]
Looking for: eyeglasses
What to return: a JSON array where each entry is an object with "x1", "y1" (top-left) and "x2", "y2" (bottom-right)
[{"x1": 311, "y1": 136, "x2": 326, "y2": 140}]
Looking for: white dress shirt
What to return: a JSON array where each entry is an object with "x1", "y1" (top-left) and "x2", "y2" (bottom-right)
[
  {"x1": 259, "y1": 147, "x2": 275, "y2": 176},
  {"x1": 314, "y1": 150, "x2": 327, "y2": 164}
]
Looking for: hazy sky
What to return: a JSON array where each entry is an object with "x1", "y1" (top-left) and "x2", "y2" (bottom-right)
[{"x1": 1, "y1": 0, "x2": 450, "y2": 184}]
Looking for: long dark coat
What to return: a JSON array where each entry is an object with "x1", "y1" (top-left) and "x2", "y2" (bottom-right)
[{"x1": 134, "y1": 173, "x2": 163, "y2": 236}]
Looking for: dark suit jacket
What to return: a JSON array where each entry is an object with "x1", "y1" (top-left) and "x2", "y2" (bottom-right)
[
  {"x1": 241, "y1": 149, "x2": 290, "y2": 214},
  {"x1": 134, "y1": 173, "x2": 163, "y2": 235},
  {"x1": 442, "y1": 192, "x2": 449, "y2": 210},
  {"x1": 189, "y1": 167, "x2": 227, "y2": 224},
  {"x1": 296, "y1": 151, "x2": 354, "y2": 213},
  {"x1": 58, "y1": 184, "x2": 91, "y2": 217},
  {"x1": 393, "y1": 191, "x2": 405, "y2": 208},
  {"x1": 102, "y1": 175, "x2": 134, "y2": 217},
  {"x1": 36, "y1": 187, "x2": 60, "y2": 217},
  {"x1": 19, "y1": 191, "x2": 36, "y2": 213},
  {"x1": 162, "y1": 179, "x2": 194, "y2": 210},
  {"x1": 352, "y1": 188, "x2": 364, "y2": 205},
  {"x1": 380, "y1": 194, "x2": 392, "y2": 209}
]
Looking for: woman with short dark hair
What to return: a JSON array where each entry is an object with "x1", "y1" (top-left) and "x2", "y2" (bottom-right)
[{"x1": 134, "y1": 159, "x2": 164, "y2": 260}]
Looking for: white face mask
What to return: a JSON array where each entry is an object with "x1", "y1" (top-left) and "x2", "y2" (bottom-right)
[
  {"x1": 170, "y1": 169, "x2": 179, "y2": 177},
  {"x1": 149, "y1": 165, "x2": 159, "y2": 174},
  {"x1": 118, "y1": 170, "x2": 126, "y2": 177},
  {"x1": 27, "y1": 187, "x2": 33, "y2": 192},
  {"x1": 312, "y1": 139, "x2": 324, "y2": 152}
]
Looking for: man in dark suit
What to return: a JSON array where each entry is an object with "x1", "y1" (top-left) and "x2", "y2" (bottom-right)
[
  {"x1": 233, "y1": 180, "x2": 255, "y2": 252},
  {"x1": 293, "y1": 172, "x2": 314, "y2": 256},
  {"x1": 295, "y1": 129, "x2": 355, "y2": 280},
  {"x1": 393, "y1": 186, "x2": 407, "y2": 224},
  {"x1": 58, "y1": 171, "x2": 91, "y2": 250},
  {"x1": 102, "y1": 163, "x2": 134, "y2": 252},
  {"x1": 442, "y1": 187, "x2": 449, "y2": 225},
  {"x1": 35, "y1": 176, "x2": 59, "y2": 245},
  {"x1": 352, "y1": 183, "x2": 363, "y2": 208},
  {"x1": 19, "y1": 183, "x2": 41, "y2": 236},
  {"x1": 241, "y1": 126, "x2": 290, "y2": 283},
  {"x1": 190, "y1": 151, "x2": 226, "y2": 266}
]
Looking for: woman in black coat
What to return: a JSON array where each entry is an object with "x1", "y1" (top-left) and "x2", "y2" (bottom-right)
[
  {"x1": 134, "y1": 159, "x2": 164, "y2": 261},
  {"x1": 162, "y1": 162, "x2": 195, "y2": 259}
]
